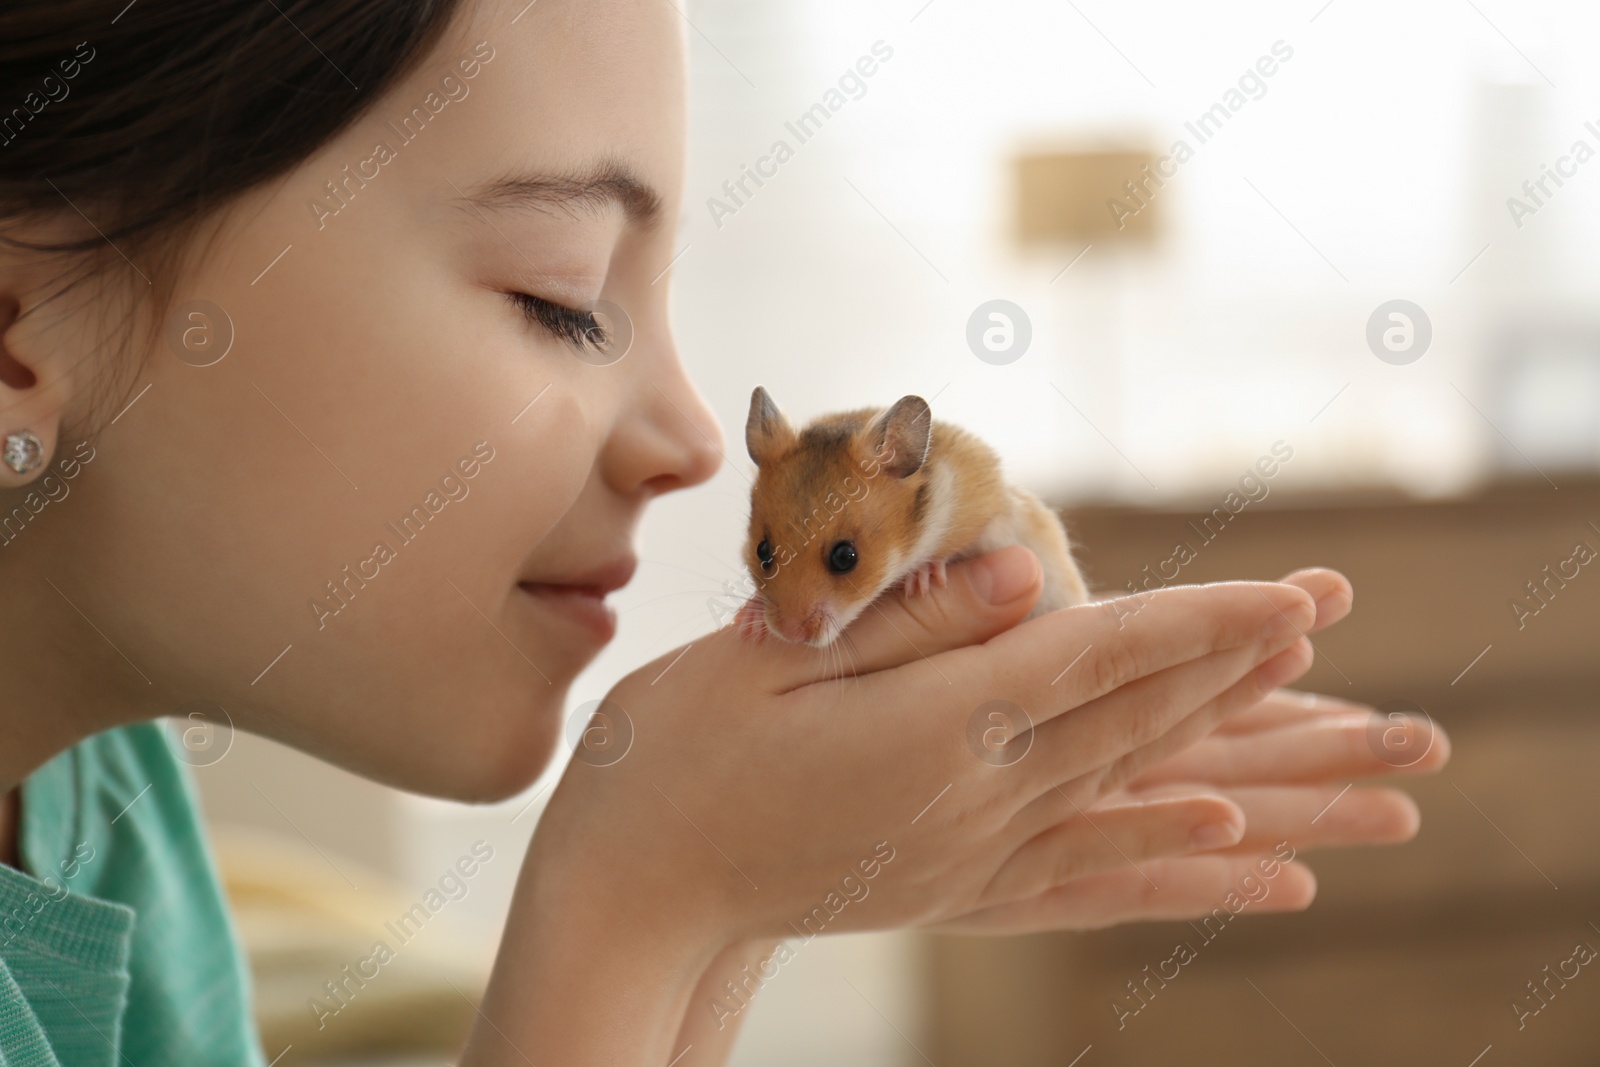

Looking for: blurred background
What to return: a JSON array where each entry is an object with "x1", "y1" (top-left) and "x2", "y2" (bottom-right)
[{"x1": 185, "y1": 0, "x2": 1600, "y2": 1062}]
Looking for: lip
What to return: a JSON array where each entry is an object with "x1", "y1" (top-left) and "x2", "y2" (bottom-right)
[{"x1": 517, "y1": 555, "x2": 637, "y2": 643}]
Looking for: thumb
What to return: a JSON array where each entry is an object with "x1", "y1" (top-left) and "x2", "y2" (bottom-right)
[{"x1": 799, "y1": 544, "x2": 1046, "y2": 683}]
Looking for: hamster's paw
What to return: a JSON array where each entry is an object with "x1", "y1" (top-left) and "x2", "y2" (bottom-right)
[{"x1": 901, "y1": 560, "x2": 947, "y2": 598}]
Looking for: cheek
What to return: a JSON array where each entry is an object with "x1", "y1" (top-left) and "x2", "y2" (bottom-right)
[{"x1": 72, "y1": 204, "x2": 598, "y2": 796}]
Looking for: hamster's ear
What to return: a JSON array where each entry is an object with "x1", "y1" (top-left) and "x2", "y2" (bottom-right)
[
  {"x1": 870, "y1": 395, "x2": 931, "y2": 478},
  {"x1": 745, "y1": 386, "x2": 796, "y2": 467}
]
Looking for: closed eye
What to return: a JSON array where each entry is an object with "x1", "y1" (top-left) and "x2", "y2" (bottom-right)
[{"x1": 507, "y1": 291, "x2": 606, "y2": 352}]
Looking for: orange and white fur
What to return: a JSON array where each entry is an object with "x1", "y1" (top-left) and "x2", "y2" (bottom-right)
[{"x1": 739, "y1": 387, "x2": 1089, "y2": 646}]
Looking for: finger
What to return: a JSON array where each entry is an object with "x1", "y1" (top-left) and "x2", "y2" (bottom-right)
[
  {"x1": 1017, "y1": 582, "x2": 1315, "y2": 730},
  {"x1": 1016, "y1": 630, "x2": 1316, "y2": 804},
  {"x1": 1274, "y1": 568, "x2": 1352, "y2": 633},
  {"x1": 1209, "y1": 688, "x2": 1374, "y2": 735},
  {"x1": 1109, "y1": 781, "x2": 1424, "y2": 853},
  {"x1": 934, "y1": 853, "x2": 1316, "y2": 934},
  {"x1": 1098, "y1": 639, "x2": 1319, "y2": 793},
  {"x1": 863, "y1": 579, "x2": 1316, "y2": 736},
  {"x1": 1205, "y1": 785, "x2": 1422, "y2": 852},
  {"x1": 783, "y1": 545, "x2": 1046, "y2": 688},
  {"x1": 983, "y1": 792, "x2": 1245, "y2": 903},
  {"x1": 1132, "y1": 707, "x2": 1452, "y2": 787}
]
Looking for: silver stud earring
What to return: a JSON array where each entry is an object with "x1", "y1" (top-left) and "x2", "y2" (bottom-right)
[{"x1": 3, "y1": 429, "x2": 44, "y2": 476}]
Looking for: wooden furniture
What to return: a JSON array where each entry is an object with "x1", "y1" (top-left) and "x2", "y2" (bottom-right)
[{"x1": 922, "y1": 476, "x2": 1600, "y2": 1065}]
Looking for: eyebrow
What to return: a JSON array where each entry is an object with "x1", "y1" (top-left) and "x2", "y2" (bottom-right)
[{"x1": 455, "y1": 160, "x2": 663, "y2": 229}]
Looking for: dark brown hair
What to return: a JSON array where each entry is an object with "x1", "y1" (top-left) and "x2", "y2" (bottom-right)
[
  {"x1": 0, "y1": 0, "x2": 467, "y2": 424},
  {"x1": 1, "y1": 0, "x2": 468, "y2": 252}
]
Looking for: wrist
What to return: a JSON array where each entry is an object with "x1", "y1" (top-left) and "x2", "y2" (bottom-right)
[
  {"x1": 678, "y1": 936, "x2": 791, "y2": 1054},
  {"x1": 527, "y1": 819, "x2": 733, "y2": 965},
  {"x1": 462, "y1": 823, "x2": 732, "y2": 1064}
]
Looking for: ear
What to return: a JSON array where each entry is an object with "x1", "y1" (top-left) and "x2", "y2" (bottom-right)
[
  {"x1": 0, "y1": 288, "x2": 68, "y2": 489},
  {"x1": 745, "y1": 386, "x2": 796, "y2": 467},
  {"x1": 870, "y1": 395, "x2": 932, "y2": 478}
]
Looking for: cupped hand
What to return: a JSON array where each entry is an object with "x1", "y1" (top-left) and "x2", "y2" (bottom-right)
[
  {"x1": 926, "y1": 569, "x2": 1451, "y2": 935},
  {"x1": 527, "y1": 544, "x2": 1324, "y2": 954}
]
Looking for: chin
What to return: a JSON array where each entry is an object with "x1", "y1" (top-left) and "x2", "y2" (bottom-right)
[
  {"x1": 441, "y1": 723, "x2": 563, "y2": 803},
  {"x1": 398, "y1": 686, "x2": 571, "y2": 804}
]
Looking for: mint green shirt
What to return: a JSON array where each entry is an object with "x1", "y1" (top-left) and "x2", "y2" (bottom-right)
[{"x1": 0, "y1": 722, "x2": 265, "y2": 1066}]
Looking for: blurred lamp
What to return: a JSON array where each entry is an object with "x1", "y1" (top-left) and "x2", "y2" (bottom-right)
[{"x1": 1013, "y1": 148, "x2": 1164, "y2": 246}]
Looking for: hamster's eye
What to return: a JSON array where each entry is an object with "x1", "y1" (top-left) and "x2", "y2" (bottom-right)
[
  {"x1": 827, "y1": 540, "x2": 857, "y2": 575},
  {"x1": 756, "y1": 539, "x2": 775, "y2": 571}
]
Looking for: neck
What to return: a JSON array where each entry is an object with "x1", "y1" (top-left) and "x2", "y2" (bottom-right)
[{"x1": 0, "y1": 544, "x2": 152, "y2": 797}]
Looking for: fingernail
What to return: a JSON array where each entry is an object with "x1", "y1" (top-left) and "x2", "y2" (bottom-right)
[
  {"x1": 1190, "y1": 820, "x2": 1243, "y2": 851},
  {"x1": 969, "y1": 546, "x2": 1039, "y2": 605}
]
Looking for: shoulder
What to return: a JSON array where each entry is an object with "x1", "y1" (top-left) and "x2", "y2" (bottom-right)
[
  {"x1": 35, "y1": 723, "x2": 265, "y2": 1062},
  {"x1": 19, "y1": 721, "x2": 267, "y2": 1066},
  {"x1": 37, "y1": 720, "x2": 222, "y2": 904}
]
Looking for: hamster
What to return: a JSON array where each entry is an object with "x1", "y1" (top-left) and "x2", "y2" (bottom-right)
[{"x1": 737, "y1": 386, "x2": 1090, "y2": 647}]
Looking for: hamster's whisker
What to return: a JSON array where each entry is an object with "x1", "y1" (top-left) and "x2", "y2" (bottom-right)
[
  {"x1": 838, "y1": 631, "x2": 864, "y2": 687},
  {"x1": 812, "y1": 641, "x2": 836, "y2": 689},
  {"x1": 640, "y1": 555, "x2": 737, "y2": 587},
  {"x1": 650, "y1": 599, "x2": 745, "y2": 636},
  {"x1": 829, "y1": 637, "x2": 850, "y2": 699},
  {"x1": 691, "y1": 547, "x2": 754, "y2": 581},
  {"x1": 815, "y1": 630, "x2": 860, "y2": 700},
  {"x1": 617, "y1": 587, "x2": 726, "y2": 613}
]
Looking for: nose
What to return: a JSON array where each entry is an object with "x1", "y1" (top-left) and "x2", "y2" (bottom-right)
[{"x1": 602, "y1": 352, "x2": 724, "y2": 498}]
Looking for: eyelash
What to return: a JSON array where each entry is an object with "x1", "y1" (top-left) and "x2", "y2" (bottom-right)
[{"x1": 507, "y1": 292, "x2": 606, "y2": 352}]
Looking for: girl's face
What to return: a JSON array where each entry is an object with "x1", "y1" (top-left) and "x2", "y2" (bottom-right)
[{"x1": 5, "y1": 0, "x2": 721, "y2": 799}]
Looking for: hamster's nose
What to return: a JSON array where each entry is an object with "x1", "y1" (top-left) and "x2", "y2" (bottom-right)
[
  {"x1": 779, "y1": 616, "x2": 815, "y2": 643},
  {"x1": 777, "y1": 608, "x2": 824, "y2": 644}
]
